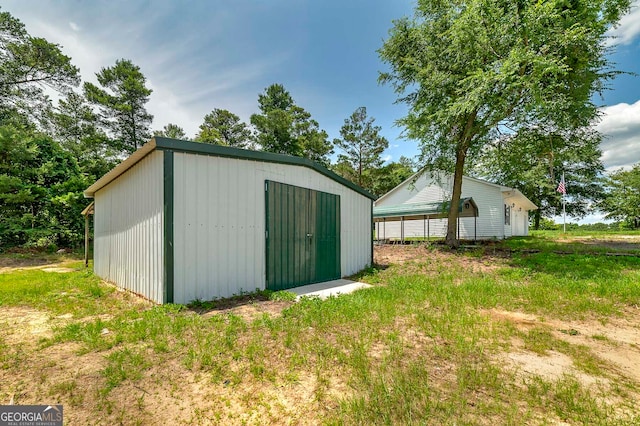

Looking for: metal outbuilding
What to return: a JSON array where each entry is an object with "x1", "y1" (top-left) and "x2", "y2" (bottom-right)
[{"x1": 84, "y1": 137, "x2": 375, "y2": 304}]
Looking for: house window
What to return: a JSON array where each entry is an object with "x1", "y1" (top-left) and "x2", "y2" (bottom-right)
[{"x1": 505, "y1": 204, "x2": 511, "y2": 225}]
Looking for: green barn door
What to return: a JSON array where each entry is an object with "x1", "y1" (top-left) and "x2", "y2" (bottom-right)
[{"x1": 265, "y1": 180, "x2": 340, "y2": 291}]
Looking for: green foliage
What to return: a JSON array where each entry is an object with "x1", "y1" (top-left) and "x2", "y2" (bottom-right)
[
  {"x1": 101, "y1": 348, "x2": 150, "y2": 394},
  {"x1": 153, "y1": 123, "x2": 187, "y2": 140},
  {"x1": 476, "y1": 126, "x2": 605, "y2": 228},
  {"x1": 599, "y1": 163, "x2": 640, "y2": 228},
  {"x1": 0, "y1": 9, "x2": 79, "y2": 119},
  {"x1": 379, "y1": 0, "x2": 631, "y2": 245},
  {"x1": 250, "y1": 84, "x2": 333, "y2": 165},
  {"x1": 195, "y1": 108, "x2": 252, "y2": 148},
  {"x1": 370, "y1": 156, "x2": 415, "y2": 198},
  {"x1": 537, "y1": 217, "x2": 560, "y2": 231},
  {"x1": 84, "y1": 59, "x2": 153, "y2": 155},
  {"x1": 50, "y1": 91, "x2": 115, "y2": 179},
  {"x1": 333, "y1": 106, "x2": 389, "y2": 190},
  {"x1": 0, "y1": 125, "x2": 89, "y2": 248},
  {"x1": 335, "y1": 155, "x2": 414, "y2": 198}
]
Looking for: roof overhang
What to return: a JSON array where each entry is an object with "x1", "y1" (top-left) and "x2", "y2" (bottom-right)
[
  {"x1": 84, "y1": 140, "x2": 157, "y2": 198},
  {"x1": 502, "y1": 189, "x2": 538, "y2": 211},
  {"x1": 81, "y1": 201, "x2": 95, "y2": 216},
  {"x1": 373, "y1": 197, "x2": 478, "y2": 222},
  {"x1": 84, "y1": 137, "x2": 376, "y2": 200}
]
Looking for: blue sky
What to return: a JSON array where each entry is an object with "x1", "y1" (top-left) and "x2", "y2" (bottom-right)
[{"x1": 4, "y1": 0, "x2": 640, "y2": 220}]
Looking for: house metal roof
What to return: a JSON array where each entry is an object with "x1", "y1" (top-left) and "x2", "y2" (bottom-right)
[{"x1": 373, "y1": 197, "x2": 478, "y2": 222}]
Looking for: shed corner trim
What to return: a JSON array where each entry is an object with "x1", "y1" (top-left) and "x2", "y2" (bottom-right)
[{"x1": 163, "y1": 150, "x2": 174, "y2": 304}]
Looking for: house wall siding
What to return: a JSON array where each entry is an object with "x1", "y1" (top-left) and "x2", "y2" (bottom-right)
[
  {"x1": 93, "y1": 150, "x2": 164, "y2": 303},
  {"x1": 172, "y1": 152, "x2": 372, "y2": 304},
  {"x1": 375, "y1": 173, "x2": 506, "y2": 240}
]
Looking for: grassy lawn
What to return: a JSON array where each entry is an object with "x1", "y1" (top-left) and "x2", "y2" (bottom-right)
[{"x1": 1, "y1": 233, "x2": 639, "y2": 425}]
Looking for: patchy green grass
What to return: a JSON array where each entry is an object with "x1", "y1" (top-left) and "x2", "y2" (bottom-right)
[{"x1": 1, "y1": 233, "x2": 639, "y2": 425}]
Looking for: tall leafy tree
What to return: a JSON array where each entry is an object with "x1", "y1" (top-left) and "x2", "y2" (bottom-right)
[
  {"x1": 84, "y1": 59, "x2": 153, "y2": 155},
  {"x1": 476, "y1": 126, "x2": 604, "y2": 229},
  {"x1": 334, "y1": 106, "x2": 388, "y2": 188},
  {"x1": 0, "y1": 126, "x2": 87, "y2": 248},
  {"x1": 50, "y1": 91, "x2": 114, "y2": 179},
  {"x1": 0, "y1": 9, "x2": 79, "y2": 121},
  {"x1": 251, "y1": 84, "x2": 333, "y2": 165},
  {"x1": 371, "y1": 156, "x2": 415, "y2": 198},
  {"x1": 195, "y1": 109, "x2": 252, "y2": 148},
  {"x1": 154, "y1": 123, "x2": 187, "y2": 140},
  {"x1": 379, "y1": 0, "x2": 631, "y2": 247},
  {"x1": 599, "y1": 164, "x2": 640, "y2": 228}
]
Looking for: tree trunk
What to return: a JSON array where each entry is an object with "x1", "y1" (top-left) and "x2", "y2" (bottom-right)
[
  {"x1": 534, "y1": 209, "x2": 541, "y2": 229},
  {"x1": 445, "y1": 144, "x2": 468, "y2": 248}
]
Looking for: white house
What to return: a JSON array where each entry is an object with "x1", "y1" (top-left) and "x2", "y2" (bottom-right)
[
  {"x1": 84, "y1": 137, "x2": 375, "y2": 304},
  {"x1": 373, "y1": 171, "x2": 537, "y2": 241}
]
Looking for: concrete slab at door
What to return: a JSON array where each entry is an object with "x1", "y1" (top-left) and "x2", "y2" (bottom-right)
[{"x1": 265, "y1": 180, "x2": 340, "y2": 291}]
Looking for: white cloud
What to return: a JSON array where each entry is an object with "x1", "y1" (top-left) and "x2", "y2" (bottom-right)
[
  {"x1": 382, "y1": 154, "x2": 392, "y2": 163},
  {"x1": 607, "y1": 1, "x2": 640, "y2": 45},
  {"x1": 596, "y1": 101, "x2": 640, "y2": 171},
  {"x1": 11, "y1": 6, "x2": 289, "y2": 138}
]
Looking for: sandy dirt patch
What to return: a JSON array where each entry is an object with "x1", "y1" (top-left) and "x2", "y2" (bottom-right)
[
  {"x1": 201, "y1": 300, "x2": 294, "y2": 322},
  {"x1": 486, "y1": 308, "x2": 640, "y2": 384},
  {"x1": 0, "y1": 305, "x2": 340, "y2": 425},
  {"x1": 0, "y1": 262, "x2": 79, "y2": 274},
  {"x1": 374, "y1": 243, "x2": 507, "y2": 275},
  {"x1": 0, "y1": 307, "x2": 55, "y2": 344},
  {"x1": 556, "y1": 234, "x2": 640, "y2": 252}
]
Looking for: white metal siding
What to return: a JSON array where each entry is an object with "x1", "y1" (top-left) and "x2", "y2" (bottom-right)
[
  {"x1": 93, "y1": 151, "x2": 164, "y2": 303},
  {"x1": 375, "y1": 174, "x2": 506, "y2": 240},
  {"x1": 172, "y1": 153, "x2": 372, "y2": 304}
]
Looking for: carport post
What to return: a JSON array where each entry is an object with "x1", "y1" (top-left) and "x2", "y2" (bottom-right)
[
  {"x1": 84, "y1": 214, "x2": 89, "y2": 268},
  {"x1": 427, "y1": 216, "x2": 430, "y2": 242},
  {"x1": 423, "y1": 215, "x2": 426, "y2": 242},
  {"x1": 383, "y1": 218, "x2": 386, "y2": 242},
  {"x1": 401, "y1": 216, "x2": 405, "y2": 244}
]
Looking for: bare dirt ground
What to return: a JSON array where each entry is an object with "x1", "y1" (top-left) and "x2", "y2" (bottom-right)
[
  {"x1": 543, "y1": 233, "x2": 640, "y2": 252},
  {"x1": 488, "y1": 308, "x2": 640, "y2": 384},
  {"x1": 374, "y1": 242, "x2": 508, "y2": 274},
  {"x1": 2, "y1": 239, "x2": 638, "y2": 424},
  {"x1": 375, "y1": 241, "x2": 640, "y2": 398},
  {"x1": 0, "y1": 254, "x2": 80, "y2": 274},
  {"x1": 0, "y1": 305, "x2": 337, "y2": 425},
  {"x1": 200, "y1": 300, "x2": 294, "y2": 322}
]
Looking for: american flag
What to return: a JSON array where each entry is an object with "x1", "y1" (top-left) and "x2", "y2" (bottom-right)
[{"x1": 556, "y1": 173, "x2": 566, "y2": 195}]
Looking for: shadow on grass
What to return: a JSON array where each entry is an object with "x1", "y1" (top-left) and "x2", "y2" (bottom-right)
[{"x1": 186, "y1": 289, "x2": 296, "y2": 316}]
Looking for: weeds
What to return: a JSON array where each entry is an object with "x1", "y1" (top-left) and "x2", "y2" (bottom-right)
[{"x1": 1, "y1": 233, "x2": 639, "y2": 424}]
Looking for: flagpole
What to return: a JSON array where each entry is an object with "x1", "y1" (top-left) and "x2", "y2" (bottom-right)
[
  {"x1": 562, "y1": 172, "x2": 566, "y2": 233},
  {"x1": 563, "y1": 196, "x2": 566, "y2": 233}
]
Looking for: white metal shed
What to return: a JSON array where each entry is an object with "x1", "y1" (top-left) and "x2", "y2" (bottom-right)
[{"x1": 84, "y1": 138, "x2": 375, "y2": 304}]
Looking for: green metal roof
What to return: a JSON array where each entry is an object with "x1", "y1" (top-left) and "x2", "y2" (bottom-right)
[
  {"x1": 373, "y1": 197, "x2": 478, "y2": 221},
  {"x1": 85, "y1": 137, "x2": 376, "y2": 200}
]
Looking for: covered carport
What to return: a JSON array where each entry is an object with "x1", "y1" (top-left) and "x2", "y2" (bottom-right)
[{"x1": 373, "y1": 197, "x2": 479, "y2": 243}]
